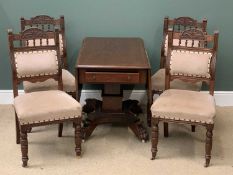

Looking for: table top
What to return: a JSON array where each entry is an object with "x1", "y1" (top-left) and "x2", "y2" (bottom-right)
[{"x1": 76, "y1": 37, "x2": 150, "y2": 70}]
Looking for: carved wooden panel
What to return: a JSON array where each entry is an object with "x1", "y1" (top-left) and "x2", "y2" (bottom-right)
[
  {"x1": 21, "y1": 28, "x2": 48, "y2": 40},
  {"x1": 175, "y1": 17, "x2": 197, "y2": 26},
  {"x1": 31, "y1": 15, "x2": 55, "y2": 25},
  {"x1": 180, "y1": 29, "x2": 205, "y2": 40}
]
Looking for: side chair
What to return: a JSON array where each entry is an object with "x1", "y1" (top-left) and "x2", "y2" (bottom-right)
[
  {"x1": 20, "y1": 15, "x2": 76, "y2": 136},
  {"x1": 150, "y1": 28, "x2": 219, "y2": 167},
  {"x1": 151, "y1": 16, "x2": 208, "y2": 134},
  {"x1": 8, "y1": 27, "x2": 82, "y2": 167}
]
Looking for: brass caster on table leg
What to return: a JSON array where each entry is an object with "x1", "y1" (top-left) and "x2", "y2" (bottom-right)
[
  {"x1": 82, "y1": 139, "x2": 85, "y2": 143},
  {"x1": 142, "y1": 139, "x2": 146, "y2": 143}
]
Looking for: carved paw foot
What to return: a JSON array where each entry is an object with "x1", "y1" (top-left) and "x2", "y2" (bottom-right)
[
  {"x1": 83, "y1": 99, "x2": 102, "y2": 113},
  {"x1": 137, "y1": 122, "x2": 149, "y2": 141}
]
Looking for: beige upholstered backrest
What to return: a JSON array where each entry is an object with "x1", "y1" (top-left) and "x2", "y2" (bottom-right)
[
  {"x1": 8, "y1": 27, "x2": 62, "y2": 97},
  {"x1": 170, "y1": 50, "x2": 212, "y2": 78},
  {"x1": 165, "y1": 28, "x2": 219, "y2": 94},
  {"x1": 15, "y1": 50, "x2": 58, "y2": 78}
]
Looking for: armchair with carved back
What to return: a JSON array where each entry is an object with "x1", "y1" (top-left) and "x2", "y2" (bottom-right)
[
  {"x1": 150, "y1": 28, "x2": 219, "y2": 167},
  {"x1": 8, "y1": 27, "x2": 82, "y2": 167}
]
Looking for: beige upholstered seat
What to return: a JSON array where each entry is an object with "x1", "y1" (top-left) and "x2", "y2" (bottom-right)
[
  {"x1": 151, "y1": 68, "x2": 202, "y2": 91},
  {"x1": 14, "y1": 90, "x2": 82, "y2": 125},
  {"x1": 23, "y1": 69, "x2": 76, "y2": 93},
  {"x1": 151, "y1": 89, "x2": 216, "y2": 124}
]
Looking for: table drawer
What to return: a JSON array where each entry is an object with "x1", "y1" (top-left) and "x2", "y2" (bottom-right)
[{"x1": 85, "y1": 72, "x2": 140, "y2": 83}]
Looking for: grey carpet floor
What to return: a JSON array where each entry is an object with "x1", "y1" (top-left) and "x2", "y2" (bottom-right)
[{"x1": 0, "y1": 105, "x2": 232, "y2": 175}]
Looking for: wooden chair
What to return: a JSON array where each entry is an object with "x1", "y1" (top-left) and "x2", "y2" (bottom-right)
[
  {"x1": 20, "y1": 15, "x2": 76, "y2": 96},
  {"x1": 8, "y1": 28, "x2": 82, "y2": 167},
  {"x1": 150, "y1": 28, "x2": 219, "y2": 167},
  {"x1": 151, "y1": 16, "x2": 208, "y2": 134},
  {"x1": 21, "y1": 15, "x2": 75, "y2": 136}
]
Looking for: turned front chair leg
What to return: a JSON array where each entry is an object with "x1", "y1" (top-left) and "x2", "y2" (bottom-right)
[
  {"x1": 20, "y1": 127, "x2": 28, "y2": 167},
  {"x1": 205, "y1": 124, "x2": 214, "y2": 167},
  {"x1": 164, "y1": 122, "x2": 169, "y2": 137},
  {"x1": 58, "y1": 123, "x2": 63, "y2": 137},
  {"x1": 74, "y1": 120, "x2": 82, "y2": 156},
  {"x1": 151, "y1": 118, "x2": 159, "y2": 160}
]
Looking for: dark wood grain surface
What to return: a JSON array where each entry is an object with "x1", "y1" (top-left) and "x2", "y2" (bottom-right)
[{"x1": 77, "y1": 37, "x2": 150, "y2": 69}]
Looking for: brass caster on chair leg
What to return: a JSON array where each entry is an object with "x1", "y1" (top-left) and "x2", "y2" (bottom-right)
[
  {"x1": 142, "y1": 139, "x2": 146, "y2": 143},
  {"x1": 151, "y1": 157, "x2": 155, "y2": 160},
  {"x1": 204, "y1": 161, "x2": 210, "y2": 168},
  {"x1": 22, "y1": 161, "x2": 28, "y2": 167},
  {"x1": 151, "y1": 151, "x2": 157, "y2": 160},
  {"x1": 76, "y1": 152, "x2": 82, "y2": 158}
]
